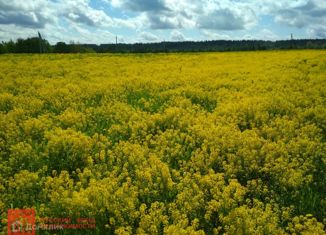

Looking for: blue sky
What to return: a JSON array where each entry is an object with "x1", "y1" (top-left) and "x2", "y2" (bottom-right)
[{"x1": 0, "y1": 0, "x2": 325, "y2": 44}]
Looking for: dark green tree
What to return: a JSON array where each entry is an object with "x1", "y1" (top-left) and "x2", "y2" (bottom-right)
[{"x1": 53, "y1": 42, "x2": 71, "y2": 53}]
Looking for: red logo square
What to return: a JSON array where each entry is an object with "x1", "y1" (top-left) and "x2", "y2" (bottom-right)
[{"x1": 7, "y1": 209, "x2": 35, "y2": 235}]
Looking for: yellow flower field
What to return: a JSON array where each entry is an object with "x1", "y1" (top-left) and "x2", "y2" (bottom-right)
[{"x1": 0, "y1": 51, "x2": 325, "y2": 234}]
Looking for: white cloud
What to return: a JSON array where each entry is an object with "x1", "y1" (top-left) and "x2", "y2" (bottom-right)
[
  {"x1": 201, "y1": 30, "x2": 232, "y2": 40},
  {"x1": 62, "y1": 0, "x2": 113, "y2": 27},
  {"x1": 251, "y1": 0, "x2": 326, "y2": 38},
  {"x1": 272, "y1": 0, "x2": 326, "y2": 38},
  {"x1": 256, "y1": 29, "x2": 280, "y2": 41},
  {"x1": 109, "y1": 0, "x2": 258, "y2": 30},
  {"x1": 108, "y1": 0, "x2": 168, "y2": 12},
  {"x1": 170, "y1": 30, "x2": 186, "y2": 41},
  {"x1": 0, "y1": 0, "x2": 114, "y2": 29},
  {"x1": 0, "y1": 0, "x2": 118, "y2": 43},
  {"x1": 114, "y1": 14, "x2": 147, "y2": 29},
  {"x1": 0, "y1": 0, "x2": 56, "y2": 28},
  {"x1": 0, "y1": 0, "x2": 325, "y2": 44},
  {"x1": 139, "y1": 31, "x2": 159, "y2": 42},
  {"x1": 308, "y1": 25, "x2": 326, "y2": 39}
]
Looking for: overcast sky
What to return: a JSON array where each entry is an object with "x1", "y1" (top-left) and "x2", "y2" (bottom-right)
[{"x1": 0, "y1": 0, "x2": 325, "y2": 44}]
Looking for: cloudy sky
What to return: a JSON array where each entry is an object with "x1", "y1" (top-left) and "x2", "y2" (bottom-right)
[{"x1": 0, "y1": 0, "x2": 325, "y2": 44}]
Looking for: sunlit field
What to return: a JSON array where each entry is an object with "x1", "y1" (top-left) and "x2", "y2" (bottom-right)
[{"x1": 0, "y1": 51, "x2": 325, "y2": 234}]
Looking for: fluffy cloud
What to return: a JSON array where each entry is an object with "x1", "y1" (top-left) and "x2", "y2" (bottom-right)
[
  {"x1": 170, "y1": 30, "x2": 185, "y2": 41},
  {"x1": 108, "y1": 0, "x2": 257, "y2": 30},
  {"x1": 0, "y1": 0, "x2": 325, "y2": 43},
  {"x1": 308, "y1": 25, "x2": 326, "y2": 39},
  {"x1": 62, "y1": 0, "x2": 113, "y2": 27},
  {"x1": 201, "y1": 28, "x2": 280, "y2": 41},
  {"x1": 139, "y1": 31, "x2": 160, "y2": 42},
  {"x1": 274, "y1": 0, "x2": 326, "y2": 28},
  {"x1": 201, "y1": 30, "x2": 232, "y2": 40},
  {"x1": 0, "y1": 0, "x2": 118, "y2": 43},
  {"x1": 195, "y1": 1, "x2": 257, "y2": 30},
  {"x1": 197, "y1": 8, "x2": 254, "y2": 30},
  {"x1": 0, "y1": 0, "x2": 113, "y2": 29},
  {"x1": 110, "y1": 0, "x2": 168, "y2": 12},
  {"x1": 0, "y1": 0, "x2": 55, "y2": 28},
  {"x1": 262, "y1": 0, "x2": 325, "y2": 38},
  {"x1": 256, "y1": 29, "x2": 280, "y2": 41},
  {"x1": 0, "y1": 11, "x2": 46, "y2": 28}
]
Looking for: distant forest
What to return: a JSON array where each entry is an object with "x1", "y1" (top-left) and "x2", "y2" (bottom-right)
[{"x1": 1, "y1": 37, "x2": 326, "y2": 54}]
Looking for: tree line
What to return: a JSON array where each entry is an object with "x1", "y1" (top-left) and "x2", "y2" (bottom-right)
[
  {"x1": 0, "y1": 38, "x2": 95, "y2": 54},
  {"x1": 0, "y1": 37, "x2": 325, "y2": 54}
]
